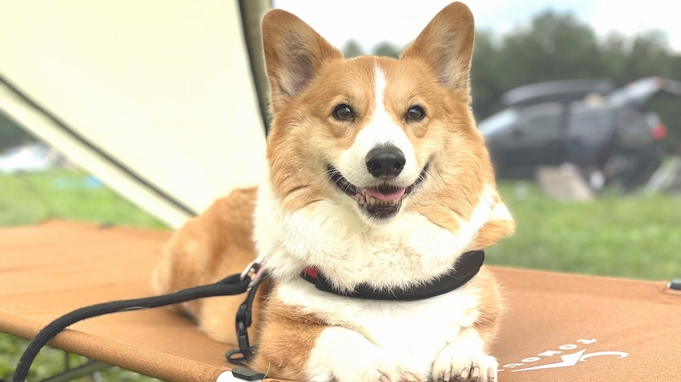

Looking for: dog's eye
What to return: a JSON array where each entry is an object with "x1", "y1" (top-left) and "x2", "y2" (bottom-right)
[
  {"x1": 332, "y1": 104, "x2": 355, "y2": 121},
  {"x1": 406, "y1": 105, "x2": 426, "y2": 122}
]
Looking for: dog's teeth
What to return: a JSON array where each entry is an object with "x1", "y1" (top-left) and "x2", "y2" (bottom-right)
[{"x1": 361, "y1": 192, "x2": 403, "y2": 206}]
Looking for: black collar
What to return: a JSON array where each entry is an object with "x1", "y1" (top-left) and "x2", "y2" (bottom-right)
[{"x1": 300, "y1": 250, "x2": 484, "y2": 301}]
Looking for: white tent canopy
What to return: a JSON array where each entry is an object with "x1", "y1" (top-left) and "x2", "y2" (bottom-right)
[{"x1": 0, "y1": 0, "x2": 270, "y2": 229}]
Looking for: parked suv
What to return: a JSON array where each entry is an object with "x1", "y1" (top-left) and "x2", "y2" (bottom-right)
[{"x1": 479, "y1": 77, "x2": 677, "y2": 191}]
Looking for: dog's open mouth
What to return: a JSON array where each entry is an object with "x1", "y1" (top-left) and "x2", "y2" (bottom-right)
[{"x1": 328, "y1": 165, "x2": 428, "y2": 220}]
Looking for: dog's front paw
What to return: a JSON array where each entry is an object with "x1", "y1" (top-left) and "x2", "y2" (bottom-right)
[{"x1": 432, "y1": 348, "x2": 498, "y2": 382}]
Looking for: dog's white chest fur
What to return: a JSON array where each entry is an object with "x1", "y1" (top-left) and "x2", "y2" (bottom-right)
[{"x1": 276, "y1": 279, "x2": 481, "y2": 375}]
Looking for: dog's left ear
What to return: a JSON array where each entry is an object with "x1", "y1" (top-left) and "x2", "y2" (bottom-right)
[
  {"x1": 261, "y1": 9, "x2": 344, "y2": 114},
  {"x1": 401, "y1": 2, "x2": 475, "y2": 93}
]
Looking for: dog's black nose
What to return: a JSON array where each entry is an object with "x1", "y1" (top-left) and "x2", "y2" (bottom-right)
[{"x1": 365, "y1": 145, "x2": 405, "y2": 180}]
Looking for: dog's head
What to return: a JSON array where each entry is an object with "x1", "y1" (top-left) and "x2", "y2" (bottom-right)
[{"x1": 261, "y1": 2, "x2": 513, "y2": 250}]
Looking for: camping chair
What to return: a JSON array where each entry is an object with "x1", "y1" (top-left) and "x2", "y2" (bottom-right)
[{"x1": 1, "y1": 1, "x2": 680, "y2": 381}]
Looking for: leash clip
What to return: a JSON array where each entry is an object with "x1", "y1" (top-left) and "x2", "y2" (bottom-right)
[
  {"x1": 240, "y1": 258, "x2": 265, "y2": 288},
  {"x1": 227, "y1": 259, "x2": 269, "y2": 366}
]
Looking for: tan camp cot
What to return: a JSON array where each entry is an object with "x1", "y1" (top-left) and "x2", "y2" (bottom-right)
[
  {"x1": 1, "y1": 1, "x2": 680, "y2": 382},
  {"x1": 2, "y1": 221, "x2": 681, "y2": 382}
]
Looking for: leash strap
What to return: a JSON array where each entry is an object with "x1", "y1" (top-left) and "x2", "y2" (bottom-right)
[
  {"x1": 12, "y1": 273, "x2": 251, "y2": 382},
  {"x1": 225, "y1": 270, "x2": 268, "y2": 365}
]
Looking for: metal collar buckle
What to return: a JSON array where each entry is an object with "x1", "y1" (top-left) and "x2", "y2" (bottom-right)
[{"x1": 240, "y1": 258, "x2": 265, "y2": 289}]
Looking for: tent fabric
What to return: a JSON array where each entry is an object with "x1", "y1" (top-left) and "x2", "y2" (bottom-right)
[
  {"x1": 0, "y1": 0, "x2": 270, "y2": 229},
  {"x1": 1, "y1": 221, "x2": 679, "y2": 382}
]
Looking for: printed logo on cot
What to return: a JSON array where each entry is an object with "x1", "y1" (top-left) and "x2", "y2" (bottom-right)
[{"x1": 498, "y1": 338, "x2": 628, "y2": 373}]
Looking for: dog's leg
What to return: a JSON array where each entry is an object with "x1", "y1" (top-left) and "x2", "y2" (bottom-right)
[
  {"x1": 253, "y1": 304, "x2": 427, "y2": 382},
  {"x1": 431, "y1": 328, "x2": 498, "y2": 382},
  {"x1": 307, "y1": 327, "x2": 427, "y2": 382}
]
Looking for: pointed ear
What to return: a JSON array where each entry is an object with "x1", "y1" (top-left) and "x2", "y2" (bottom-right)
[
  {"x1": 261, "y1": 9, "x2": 344, "y2": 113},
  {"x1": 400, "y1": 2, "x2": 475, "y2": 92}
]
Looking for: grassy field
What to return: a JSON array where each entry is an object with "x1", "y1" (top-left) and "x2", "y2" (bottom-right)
[
  {"x1": 0, "y1": 169, "x2": 166, "y2": 229},
  {"x1": 1, "y1": 169, "x2": 680, "y2": 381},
  {"x1": 487, "y1": 181, "x2": 681, "y2": 280}
]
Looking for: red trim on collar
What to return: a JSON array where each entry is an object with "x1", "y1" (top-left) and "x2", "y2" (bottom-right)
[{"x1": 303, "y1": 266, "x2": 318, "y2": 279}]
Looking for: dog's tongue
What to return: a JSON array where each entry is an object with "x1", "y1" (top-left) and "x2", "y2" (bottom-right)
[{"x1": 365, "y1": 187, "x2": 406, "y2": 202}]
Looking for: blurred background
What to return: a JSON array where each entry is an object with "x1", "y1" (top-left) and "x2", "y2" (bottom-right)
[{"x1": 1, "y1": 0, "x2": 679, "y2": 381}]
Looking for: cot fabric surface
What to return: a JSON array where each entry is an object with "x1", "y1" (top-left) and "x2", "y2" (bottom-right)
[{"x1": 1, "y1": 220, "x2": 679, "y2": 381}]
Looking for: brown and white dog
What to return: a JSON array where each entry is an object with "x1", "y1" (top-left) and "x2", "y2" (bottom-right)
[{"x1": 153, "y1": 2, "x2": 514, "y2": 381}]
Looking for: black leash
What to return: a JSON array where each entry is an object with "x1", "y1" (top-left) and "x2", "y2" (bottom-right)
[
  {"x1": 12, "y1": 272, "x2": 258, "y2": 382},
  {"x1": 225, "y1": 269, "x2": 268, "y2": 365}
]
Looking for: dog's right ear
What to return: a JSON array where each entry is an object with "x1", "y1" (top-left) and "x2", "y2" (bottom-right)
[{"x1": 261, "y1": 10, "x2": 343, "y2": 114}]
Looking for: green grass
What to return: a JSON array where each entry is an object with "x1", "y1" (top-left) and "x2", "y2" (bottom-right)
[
  {"x1": 1, "y1": 170, "x2": 680, "y2": 381},
  {"x1": 487, "y1": 181, "x2": 681, "y2": 281},
  {"x1": 0, "y1": 337, "x2": 159, "y2": 382},
  {"x1": 0, "y1": 169, "x2": 166, "y2": 229}
]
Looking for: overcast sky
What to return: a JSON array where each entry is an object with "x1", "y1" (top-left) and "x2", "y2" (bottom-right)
[{"x1": 273, "y1": 0, "x2": 680, "y2": 54}]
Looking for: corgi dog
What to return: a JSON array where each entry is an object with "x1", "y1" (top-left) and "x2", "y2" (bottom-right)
[{"x1": 152, "y1": 2, "x2": 514, "y2": 381}]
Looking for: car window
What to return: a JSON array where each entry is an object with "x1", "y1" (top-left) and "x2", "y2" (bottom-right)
[
  {"x1": 568, "y1": 105, "x2": 612, "y2": 137},
  {"x1": 614, "y1": 107, "x2": 653, "y2": 146},
  {"x1": 478, "y1": 108, "x2": 519, "y2": 136},
  {"x1": 516, "y1": 103, "x2": 564, "y2": 138}
]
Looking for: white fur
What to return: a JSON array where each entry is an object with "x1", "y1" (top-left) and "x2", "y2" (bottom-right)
[
  {"x1": 336, "y1": 65, "x2": 420, "y2": 190},
  {"x1": 491, "y1": 200, "x2": 512, "y2": 222},
  {"x1": 431, "y1": 329, "x2": 499, "y2": 381}
]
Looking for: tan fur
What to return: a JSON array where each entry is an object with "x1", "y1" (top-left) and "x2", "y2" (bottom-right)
[
  {"x1": 265, "y1": 57, "x2": 379, "y2": 212},
  {"x1": 250, "y1": 301, "x2": 327, "y2": 380},
  {"x1": 152, "y1": 187, "x2": 264, "y2": 344},
  {"x1": 153, "y1": 2, "x2": 514, "y2": 380},
  {"x1": 469, "y1": 268, "x2": 505, "y2": 348}
]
